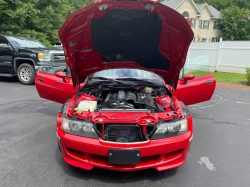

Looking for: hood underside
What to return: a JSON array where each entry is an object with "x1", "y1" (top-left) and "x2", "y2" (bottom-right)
[{"x1": 59, "y1": 0, "x2": 193, "y2": 89}]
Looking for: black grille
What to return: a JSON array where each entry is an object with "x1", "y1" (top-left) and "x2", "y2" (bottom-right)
[{"x1": 105, "y1": 124, "x2": 144, "y2": 143}]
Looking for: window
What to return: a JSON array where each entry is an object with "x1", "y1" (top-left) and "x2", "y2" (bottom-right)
[
  {"x1": 203, "y1": 21, "x2": 209, "y2": 29},
  {"x1": 6, "y1": 36, "x2": 47, "y2": 48},
  {"x1": 0, "y1": 36, "x2": 12, "y2": 56},
  {"x1": 0, "y1": 36, "x2": 9, "y2": 45},
  {"x1": 191, "y1": 18, "x2": 196, "y2": 28},
  {"x1": 88, "y1": 69, "x2": 164, "y2": 85},
  {"x1": 193, "y1": 37, "x2": 195, "y2": 42},
  {"x1": 199, "y1": 20, "x2": 202, "y2": 29},
  {"x1": 0, "y1": 48, "x2": 12, "y2": 56},
  {"x1": 213, "y1": 21, "x2": 218, "y2": 30},
  {"x1": 200, "y1": 37, "x2": 209, "y2": 42},
  {"x1": 212, "y1": 38, "x2": 219, "y2": 42},
  {"x1": 182, "y1": 11, "x2": 189, "y2": 18}
]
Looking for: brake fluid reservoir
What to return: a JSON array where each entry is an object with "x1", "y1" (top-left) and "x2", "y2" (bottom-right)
[
  {"x1": 144, "y1": 87, "x2": 153, "y2": 94},
  {"x1": 77, "y1": 100, "x2": 97, "y2": 112}
]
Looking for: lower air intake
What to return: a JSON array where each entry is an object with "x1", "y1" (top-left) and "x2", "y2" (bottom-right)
[{"x1": 105, "y1": 124, "x2": 144, "y2": 143}]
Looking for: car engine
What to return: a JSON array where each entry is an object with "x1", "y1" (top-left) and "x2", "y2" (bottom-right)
[
  {"x1": 100, "y1": 89, "x2": 164, "y2": 112},
  {"x1": 73, "y1": 85, "x2": 176, "y2": 143},
  {"x1": 79, "y1": 86, "x2": 169, "y2": 112}
]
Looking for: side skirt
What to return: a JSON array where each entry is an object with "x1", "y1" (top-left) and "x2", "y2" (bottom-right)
[{"x1": 0, "y1": 73, "x2": 15, "y2": 77}]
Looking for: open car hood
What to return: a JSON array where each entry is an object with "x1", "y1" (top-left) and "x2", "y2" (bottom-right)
[{"x1": 59, "y1": 0, "x2": 193, "y2": 89}]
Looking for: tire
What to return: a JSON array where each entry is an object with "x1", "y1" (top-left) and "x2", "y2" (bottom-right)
[
  {"x1": 17, "y1": 63, "x2": 36, "y2": 85},
  {"x1": 58, "y1": 143, "x2": 61, "y2": 152}
]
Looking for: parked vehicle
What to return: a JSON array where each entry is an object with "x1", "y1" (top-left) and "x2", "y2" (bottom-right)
[
  {"x1": 0, "y1": 35, "x2": 66, "y2": 84},
  {"x1": 35, "y1": 0, "x2": 216, "y2": 172}
]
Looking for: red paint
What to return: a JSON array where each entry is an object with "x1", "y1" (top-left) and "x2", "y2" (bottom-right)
[
  {"x1": 175, "y1": 74, "x2": 216, "y2": 106},
  {"x1": 69, "y1": 108, "x2": 182, "y2": 125},
  {"x1": 35, "y1": 72, "x2": 215, "y2": 171},
  {"x1": 55, "y1": 72, "x2": 69, "y2": 83},
  {"x1": 58, "y1": 0, "x2": 194, "y2": 89},
  {"x1": 34, "y1": 0, "x2": 217, "y2": 172},
  {"x1": 57, "y1": 112, "x2": 193, "y2": 171},
  {"x1": 77, "y1": 94, "x2": 97, "y2": 102},
  {"x1": 35, "y1": 72, "x2": 76, "y2": 104},
  {"x1": 156, "y1": 95, "x2": 171, "y2": 109},
  {"x1": 181, "y1": 74, "x2": 195, "y2": 84}
]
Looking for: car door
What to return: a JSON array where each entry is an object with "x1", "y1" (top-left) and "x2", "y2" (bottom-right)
[
  {"x1": 0, "y1": 36, "x2": 13, "y2": 73},
  {"x1": 36, "y1": 68, "x2": 215, "y2": 105},
  {"x1": 174, "y1": 74, "x2": 216, "y2": 106},
  {"x1": 35, "y1": 71, "x2": 77, "y2": 104}
]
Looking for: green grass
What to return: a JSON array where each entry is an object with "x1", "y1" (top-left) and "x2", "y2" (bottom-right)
[{"x1": 186, "y1": 71, "x2": 248, "y2": 83}]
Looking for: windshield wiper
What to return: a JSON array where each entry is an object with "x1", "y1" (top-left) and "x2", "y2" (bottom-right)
[
  {"x1": 91, "y1": 77, "x2": 124, "y2": 84},
  {"x1": 116, "y1": 78, "x2": 155, "y2": 85}
]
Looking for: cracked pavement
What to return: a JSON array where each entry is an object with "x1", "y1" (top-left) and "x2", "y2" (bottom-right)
[{"x1": 1, "y1": 76, "x2": 250, "y2": 187}]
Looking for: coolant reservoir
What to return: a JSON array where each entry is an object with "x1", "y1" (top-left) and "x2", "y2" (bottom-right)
[{"x1": 77, "y1": 100, "x2": 97, "y2": 112}]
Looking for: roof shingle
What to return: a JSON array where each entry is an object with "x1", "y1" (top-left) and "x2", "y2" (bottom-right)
[
  {"x1": 196, "y1": 3, "x2": 206, "y2": 10},
  {"x1": 208, "y1": 5, "x2": 221, "y2": 18},
  {"x1": 161, "y1": 0, "x2": 221, "y2": 18},
  {"x1": 160, "y1": 0, "x2": 183, "y2": 10}
]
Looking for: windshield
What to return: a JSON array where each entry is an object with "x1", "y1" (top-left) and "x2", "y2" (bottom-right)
[
  {"x1": 87, "y1": 69, "x2": 164, "y2": 85},
  {"x1": 7, "y1": 36, "x2": 47, "y2": 48}
]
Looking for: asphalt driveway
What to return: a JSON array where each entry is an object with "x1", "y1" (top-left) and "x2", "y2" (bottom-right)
[{"x1": 1, "y1": 76, "x2": 250, "y2": 187}]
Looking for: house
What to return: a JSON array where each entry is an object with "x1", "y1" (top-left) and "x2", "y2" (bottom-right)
[{"x1": 161, "y1": 0, "x2": 222, "y2": 42}]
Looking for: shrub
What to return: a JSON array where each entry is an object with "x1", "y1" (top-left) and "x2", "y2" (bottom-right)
[
  {"x1": 219, "y1": 6, "x2": 250, "y2": 41},
  {"x1": 246, "y1": 68, "x2": 250, "y2": 83}
]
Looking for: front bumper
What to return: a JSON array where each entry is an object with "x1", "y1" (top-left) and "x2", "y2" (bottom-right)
[{"x1": 56, "y1": 113, "x2": 193, "y2": 172}]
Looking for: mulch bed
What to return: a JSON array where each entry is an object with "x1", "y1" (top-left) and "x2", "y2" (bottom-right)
[{"x1": 216, "y1": 82, "x2": 250, "y2": 91}]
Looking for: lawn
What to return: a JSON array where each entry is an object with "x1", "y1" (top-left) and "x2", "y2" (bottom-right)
[{"x1": 186, "y1": 71, "x2": 249, "y2": 83}]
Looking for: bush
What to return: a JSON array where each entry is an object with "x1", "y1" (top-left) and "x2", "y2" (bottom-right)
[
  {"x1": 246, "y1": 68, "x2": 250, "y2": 83},
  {"x1": 219, "y1": 6, "x2": 250, "y2": 41}
]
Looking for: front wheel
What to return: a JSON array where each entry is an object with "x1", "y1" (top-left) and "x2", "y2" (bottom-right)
[{"x1": 17, "y1": 63, "x2": 36, "y2": 85}]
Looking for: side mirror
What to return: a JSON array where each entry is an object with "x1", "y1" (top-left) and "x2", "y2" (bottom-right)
[
  {"x1": 182, "y1": 74, "x2": 195, "y2": 84},
  {"x1": 55, "y1": 72, "x2": 69, "y2": 83}
]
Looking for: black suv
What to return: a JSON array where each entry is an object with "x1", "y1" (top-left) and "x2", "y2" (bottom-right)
[{"x1": 0, "y1": 35, "x2": 66, "y2": 84}]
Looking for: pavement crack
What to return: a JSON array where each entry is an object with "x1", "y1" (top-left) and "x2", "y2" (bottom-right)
[
  {"x1": 213, "y1": 121, "x2": 237, "y2": 125},
  {"x1": 194, "y1": 117, "x2": 214, "y2": 121},
  {"x1": 192, "y1": 94, "x2": 225, "y2": 109},
  {"x1": 236, "y1": 101, "x2": 250, "y2": 105}
]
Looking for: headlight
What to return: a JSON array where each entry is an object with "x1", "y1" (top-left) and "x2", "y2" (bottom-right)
[
  {"x1": 151, "y1": 119, "x2": 188, "y2": 140},
  {"x1": 61, "y1": 118, "x2": 100, "y2": 139},
  {"x1": 38, "y1": 53, "x2": 51, "y2": 61}
]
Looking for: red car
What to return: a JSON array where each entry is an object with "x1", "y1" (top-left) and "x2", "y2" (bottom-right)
[{"x1": 35, "y1": 0, "x2": 216, "y2": 172}]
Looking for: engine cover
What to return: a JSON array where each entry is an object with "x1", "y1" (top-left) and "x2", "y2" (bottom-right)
[{"x1": 103, "y1": 90, "x2": 136, "y2": 109}]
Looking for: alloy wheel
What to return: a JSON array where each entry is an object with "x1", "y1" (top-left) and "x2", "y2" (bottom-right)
[{"x1": 20, "y1": 67, "x2": 32, "y2": 82}]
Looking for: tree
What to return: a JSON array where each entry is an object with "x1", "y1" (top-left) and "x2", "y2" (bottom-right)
[
  {"x1": 235, "y1": 0, "x2": 250, "y2": 10},
  {"x1": 219, "y1": 6, "x2": 250, "y2": 40},
  {"x1": 68, "y1": 0, "x2": 95, "y2": 13},
  {"x1": 194, "y1": 0, "x2": 250, "y2": 10},
  {"x1": 0, "y1": 0, "x2": 70, "y2": 46},
  {"x1": 0, "y1": 0, "x2": 6, "y2": 8},
  {"x1": 0, "y1": 0, "x2": 6, "y2": 17}
]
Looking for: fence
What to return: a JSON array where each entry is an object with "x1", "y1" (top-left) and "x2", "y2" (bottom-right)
[{"x1": 185, "y1": 38, "x2": 250, "y2": 74}]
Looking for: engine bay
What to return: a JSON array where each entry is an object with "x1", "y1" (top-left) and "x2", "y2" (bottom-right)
[
  {"x1": 64, "y1": 85, "x2": 186, "y2": 143},
  {"x1": 77, "y1": 85, "x2": 172, "y2": 113}
]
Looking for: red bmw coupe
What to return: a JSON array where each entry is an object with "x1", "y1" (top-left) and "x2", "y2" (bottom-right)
[{"x1": 35, "y1": 0, "x2": 216, "y2": 172}]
